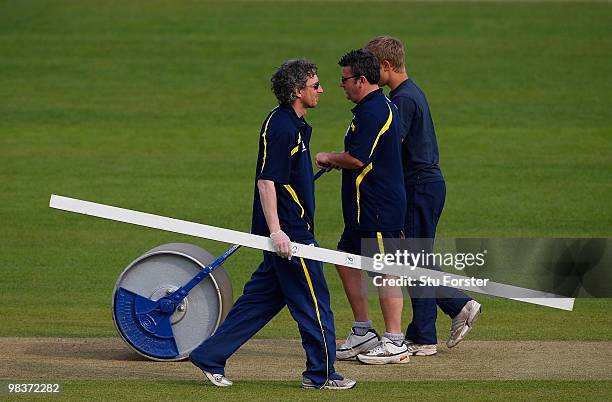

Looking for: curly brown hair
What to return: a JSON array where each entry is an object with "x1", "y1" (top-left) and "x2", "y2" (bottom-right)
[{"x1": 271, "y1": 59, "x2": 317, "y2": 105}]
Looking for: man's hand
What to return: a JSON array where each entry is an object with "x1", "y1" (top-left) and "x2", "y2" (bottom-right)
[
  {"x1": 258, "y1": 179, "x2": 292, "y2": 259},
  {"x1": 270, "y1": 229, "x2": 292, "y2": 259},
  {"x1": 315, "y1": 152, "x2": 339, "y2": 170},
  {"x1": 316, "y1": 151, "x2": 364, "y2": 170},
  {"x1": 315, "y1": 152, "x2": 331, "y2": 169}
]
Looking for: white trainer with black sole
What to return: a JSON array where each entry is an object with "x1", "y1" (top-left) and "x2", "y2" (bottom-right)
[
  {"x1": 356, "y1": 336, "x2": 410, "y2": 365},
  {"x1": 405, "y1": 342, "x2": 437, "y2": 356},
  {"x1": 447, "y1": 299, "x2": 482, "y2": 348},
  {"x1": 336, "y1": 328, "x2": 380, "y2": 360},
  {"x1": 202, "y1": 370, "x2": 233, "y2": 387},
  {"x1": 302, "y1": 377, "x2": 357, "y2": 390}
]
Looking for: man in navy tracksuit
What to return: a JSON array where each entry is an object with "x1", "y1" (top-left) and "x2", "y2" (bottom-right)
[
  {"x1": 366, "y1": 36, "x2": 481, "y2": 356},
  {"x1": 316, "y1": 49, "x2": 409, "y2": 365},
  {"x1": 190, "y1": 59, "x2": 355, "y2": 389}
]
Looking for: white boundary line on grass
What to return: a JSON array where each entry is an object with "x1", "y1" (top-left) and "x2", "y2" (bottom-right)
[{"x1": 49, "y1": 194, "x2": 575, "y2": 311}]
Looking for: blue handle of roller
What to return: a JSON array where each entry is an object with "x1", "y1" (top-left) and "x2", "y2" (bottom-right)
[
  {"x1": 168, "y1": 243, "x2": 241, "y2": 304},
  {"x1": 313, "y1": 168, "x2": 328, "y2": 181}
]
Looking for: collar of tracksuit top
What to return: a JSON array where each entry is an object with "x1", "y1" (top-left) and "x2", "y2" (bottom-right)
[{"x1": 350, "y1": 88, "x2": 385, "y2": 116}]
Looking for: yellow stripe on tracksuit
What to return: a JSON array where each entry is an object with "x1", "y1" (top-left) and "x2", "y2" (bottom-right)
[
  {"x1": 299, "y1": 257, "x2": 330, "y2": 388},
  {"x1": 369, "y1": 103, "x2": 393, "y2": 158},
  {"x1": 283, "y1": 184, "x2": 310, "y2": 230},
  {"x1": 355, "y1": 102, "x2": 393, "y2": 224},
  {"x1": 377, "y1": 232, "x2": 386, "y2": 254},
  {"x1": 290, "y1": 132, "x2": 302, "y2": 156},
  {"x1": 355, "y1": 163, "x2": 373, "y2": 224},
  {"x1": 260, "y1": 110, "x2": 278, "y2": 173}
]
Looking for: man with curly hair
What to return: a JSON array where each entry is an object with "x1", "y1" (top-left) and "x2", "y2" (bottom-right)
[{"x1": 190, "y1": 59, "x2": 356, "y2": 390}]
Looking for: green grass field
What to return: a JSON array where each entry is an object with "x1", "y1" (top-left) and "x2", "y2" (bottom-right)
[
  {"x1": 1, "y1": 0, "x2": 611, "y2": 399},
  {"x1": 55, "y1": 380, "x2": 612, "y2": 401},
  {"x1": 4, "y1": 380, "x2": 612, "y2": 401}
]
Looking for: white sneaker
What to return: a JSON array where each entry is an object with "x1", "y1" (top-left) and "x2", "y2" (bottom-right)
[
  {"x1": 356, "y1": 337, "x2": 410, "y2": 365},
  {"x1": 302, "y1": 376, "x2": 357, "y2": 390},
  {"x1": 405, "y1": 341, "x2": 437, "y2": 356},
  {"x1": 336, "y1": 328, "x2": 380, "y2": 360},
  {"x1": 203, "y1": 370, "x2": 233, "y2": 387},
  {"x1": 447, "y1": 300, "x2": 482, "y2": 348}
]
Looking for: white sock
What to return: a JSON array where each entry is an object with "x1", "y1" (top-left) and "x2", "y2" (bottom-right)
[
  {"x1": 384, "y1": 332, "x2": 405, "y2": 346},
  {"x1": 353, "y1": 320, "x2": 373, "y2": 336}
]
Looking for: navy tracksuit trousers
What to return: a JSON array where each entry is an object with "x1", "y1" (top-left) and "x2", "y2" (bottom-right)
[
  {"x1": 404, "y1": 181, "x2": 472, "y2": 345},
  {"x1": 190, "y1": 244, "x2": 339, "y2": 386}
]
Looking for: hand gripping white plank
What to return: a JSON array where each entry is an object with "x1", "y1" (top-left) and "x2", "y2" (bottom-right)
[{"x1": 49, "y1": 195, "x2": 574, "y2": 311}]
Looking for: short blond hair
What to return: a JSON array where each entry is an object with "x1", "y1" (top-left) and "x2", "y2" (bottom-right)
[{"x1": 365, "y1": 36, "x2": 405, "y2": 73}]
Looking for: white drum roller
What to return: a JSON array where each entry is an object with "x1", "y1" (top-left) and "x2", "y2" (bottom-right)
[{"x1": 112, "y1": 243, "x2": 233, "y2": 361}]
